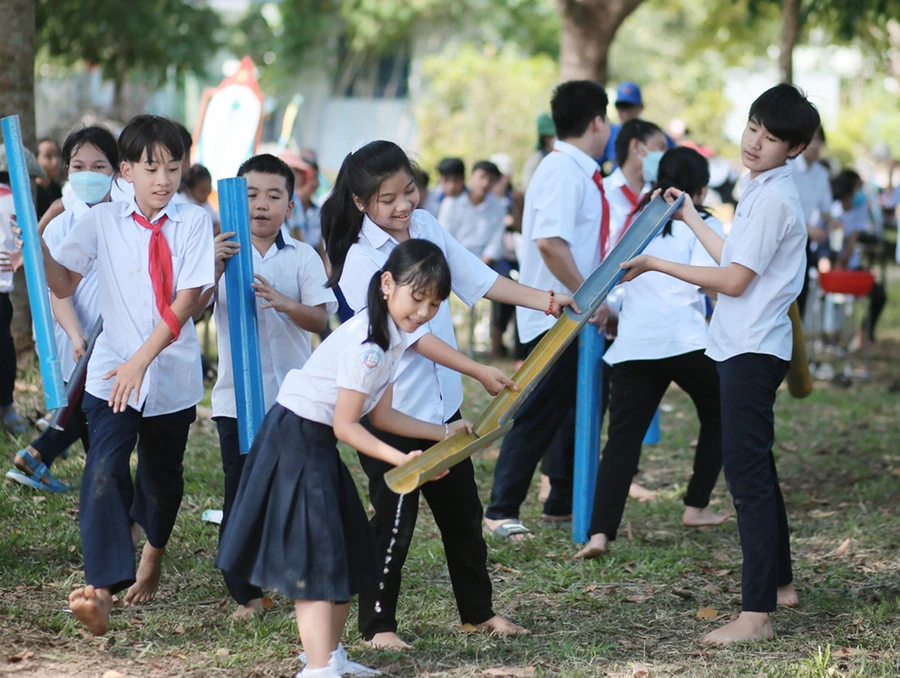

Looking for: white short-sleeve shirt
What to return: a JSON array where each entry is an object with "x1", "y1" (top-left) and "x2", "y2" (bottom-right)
[
  {"x1": 516, "y1": 140, "x2": 603, "y2": 344},
  {"x1": 43, "y1": 195, "x2": 101, "y2": 380},
  {"x1": 54, "y1": 196, "x2": 215, "y2": 415},
  {"x1": 789, "y1": 154, "x2": 832, "y2": 228},
  {"x1": 212, "y1": 226, "x2": 337, "y2": 418},
  {"x1": 276, "y1": 310, "x2": 405, "y2": 426},
  {"x1": 604, "y1": 216, "x2": 723, "y2": 365},
  {"x1": 706, "y1": 164, "x2": 807, "y2": 362},
  {"x1": 437, "y1": 192, "x2": 506, "y2": 261},
  {"x1": 339, "y1": 210, "x2": 498, "y2": 424},
  {"x1": 603, "y1": 168, "x2": 651, "y2": 245},
  {"x1": 0, "y1": 188, "x2": 16, "y2": 293}
]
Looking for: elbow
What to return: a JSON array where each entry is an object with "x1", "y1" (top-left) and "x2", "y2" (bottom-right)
[
  {"x1": 312, "y1": 310, "x2": 329, "y2": 334},
  {"x1": 536, "y1": 238, "x2": 554, "y2": 258},
  {"x1": 332, "y1": 419, "x2": 353, "y2": 445}
]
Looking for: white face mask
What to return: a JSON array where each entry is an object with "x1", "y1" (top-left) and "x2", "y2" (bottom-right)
[
  {"x1": 640, "y1": 146, "x2": 665, "y2": 183},
  {"x1": 69, "y1": 171, "x2": 113, "y2": 205}
]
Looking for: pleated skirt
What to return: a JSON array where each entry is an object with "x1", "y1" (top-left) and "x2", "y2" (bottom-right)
[{"x1": 216, "y1": 405, "x2": 378, "y2": 601}]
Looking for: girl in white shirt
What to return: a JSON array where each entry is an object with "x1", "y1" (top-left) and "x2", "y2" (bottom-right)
[
  {"x1": 322, "y1": 140, "x2": 578, "y2": 649},
  {"x1": 575, "y1": 147, "x2": 729, "y2": 560},
  {"x1": 217, "y1": 240, "x2": 472, "y2": 678},
  {"x1": 8, "y1": 126, "x2": 117, "y2": 493}
]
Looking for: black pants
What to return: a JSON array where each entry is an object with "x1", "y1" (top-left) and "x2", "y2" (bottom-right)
[
  {"x1": 80, "y1": 393, "x2": 195, "y2": 595},
  {"x1": 485, "y1": 335, "x2": 578, "y2": 520},
  {"x1": 357, "y1": 411, "x2": 494, "y2": 640},
  {"x1": 0, "y1": 293, "x2": 15, "y2": 408},
  {"x1": 29, "y1": 389, "x2": 89, "y2": 467},
  {"x1": 215, "y1": 417, "x2": 264, "y2": 605},
  {"x1": 718, "y1": 353, "x2": 792, "y2": 613},
  {"x1": 589, "y1": 350, "x2": 722, "y2": 540},
  {"x1": 865, "y1": 281, "x2": 886, "y2": 341}
]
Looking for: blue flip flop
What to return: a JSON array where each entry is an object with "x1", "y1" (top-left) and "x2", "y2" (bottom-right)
[{"x1": 10, "y1": 449, "x2": 72, "y2": 493}]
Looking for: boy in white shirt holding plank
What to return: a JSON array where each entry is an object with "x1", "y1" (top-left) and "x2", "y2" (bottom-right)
[{"x1": 621, "y1": 83, "x2": 819, "y2": 646}]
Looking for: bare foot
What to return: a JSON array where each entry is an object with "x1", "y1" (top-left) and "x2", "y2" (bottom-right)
[
  {"x1": 477, "y1": 614, "x2": 529, "y2": 636},
  {"x1": 230, "y1": 598, "x2": 263, "y2": 620},
  {"x1": 778, "y1": 584, "x2": 799, "y2": 608},
  {"x1": 366, "y1": 631, "x2": 412, "y2": 650},
  {"x1": 68, "y1": 585, "x2": 112, "y2": 636},
  {"x1": 629, "y1": 482, "x2": 657, "y2": 502},
  {"x1": 573, "y1": 533, "x2": 608, "y2": 560},
  {"x1": 124, "y1": 542, "x2": 164, "y2": 606},
  {"x1": 683, "y1": 506, "x2": 730, "y2": 527},
  {"x1": 130, "y1": 522, "x2": 144, "y2": 547},
  {"x1": 700, "y1": 611, "x2": 773, "y2": 646},
  {"x1": 538, "y1": 473, "x2": 551, "y2": 503}
]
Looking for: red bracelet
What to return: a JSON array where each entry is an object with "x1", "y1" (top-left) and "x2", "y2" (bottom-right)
[{"x1": 545, "y1": 289, "x2": 556, "y2": 316}]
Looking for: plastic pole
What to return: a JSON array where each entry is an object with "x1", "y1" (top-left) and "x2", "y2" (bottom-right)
[
  {"x1": 572, "y1": 326, "x2": 604, "y2": 544},
  {"x1": 218, "y1": 177, "x2": 265, "y2": 454},
  {"x1": 0, "y1": 116, "x2": 66, "y2": 410},
  {"x1": 643, "y1": 409, "x2": 660, "y2": 445}
]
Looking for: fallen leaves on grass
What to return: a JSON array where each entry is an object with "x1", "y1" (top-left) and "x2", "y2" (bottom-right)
[
  {"x1": 101, "y1": 672, "x2": 125, "y2": 678},
  {"x1": 461, "y1": 623, "x2": 478, "y2": 633},
  {"x1": 696, "y1": 607, "x2": 718, "y2": 619},
  {"x1": 632, "y1": 662, "x2": 651, "y2": 677},
  {"x1": 831, "y1": 538, "x2": 852, "y2": 558},
  {"x1": 262, "y1": 596, "x2": 275, "y2": 609},
  {"x1": 481, "y1": 667, "x2": 536, "y2": 677},
  {"x1": 214, "y1": 648, "x2": 230, "y2": 657},
  {"x1": 6, "y1": 649, "x2": 34, "y2": 663}
]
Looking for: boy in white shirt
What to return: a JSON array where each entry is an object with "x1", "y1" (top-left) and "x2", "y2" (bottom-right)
[
  {"x1": 621, "y1": 83, "x2": 820, "y2": 645},
  {"x1": 27, "y1": 115, "x2": 215, "y2": 636},
  {"x1": 437, "y1": 160, "x2": 506, "y2": 263},
  {"x1": 484, "y1": 80, "x2": 611, "y2": 539},
  {"x1": 199, "y1": 153, "x2": 337, "y2": 620}
]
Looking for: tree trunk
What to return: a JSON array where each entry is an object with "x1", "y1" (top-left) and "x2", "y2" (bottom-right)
[
  {"x1": 556, "y1": 0, "x2": 646, "y2": 84},
  {"x1": 0, "y1": 0, "x2": 36, "y2": 355},
  {"x1": 779, "y1": 0, "x2": 802, "y2": 83}
]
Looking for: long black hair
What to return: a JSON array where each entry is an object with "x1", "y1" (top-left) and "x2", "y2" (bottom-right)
[
  {"x1": 614, "y1": 119, "x2": 664, "y2": 168},
  {"x1": 321, "y1": 140, "x2": 417, "y2": 288},
  {"x1": 365, "y1": 239, "x2": 451, "y2": 351},
  {"x1": 634, "y1": 146, "x2": 712, "y2": 237}
]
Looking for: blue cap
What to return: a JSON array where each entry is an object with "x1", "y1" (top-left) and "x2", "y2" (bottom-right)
[{"x1": 616, "y1": 81, "x2": 643, "y2": 107}]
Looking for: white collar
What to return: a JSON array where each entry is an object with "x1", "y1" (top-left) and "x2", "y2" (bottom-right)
[
  {"x1": 553, "y1": 139, "x2": 600, "y2": 179},
  {"x1": 360, "y1": 213, "x2": 420, "y2": 249},
  {"x1": 740, "y1": 163, "x2": 792, "y2": 192},
  {"x1": 117, "y1": 193, "x2": 182, "y2": 223}
]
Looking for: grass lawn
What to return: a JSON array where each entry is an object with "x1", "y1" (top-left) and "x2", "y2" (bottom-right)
[{"x1": 2, "y1": 288, "x2": 900, "y2": 678}]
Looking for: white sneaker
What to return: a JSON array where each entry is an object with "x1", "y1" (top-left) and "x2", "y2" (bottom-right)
[
  {"x1": 331, "y1": 644, "x2": 381, "y2": 677},
  {"x1": 296, "y1": 665, "x2": 341, "y2": 678}
]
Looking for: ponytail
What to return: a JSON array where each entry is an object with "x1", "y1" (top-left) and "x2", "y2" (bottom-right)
[
  {"x1": 632, "y1": 146, "x2": 712, "y2": 237},
  {"x1": 364, "y1": 239, "x2": 452, "y2": 351},
  {"x1": 321, "y1": 140, "x2": 418, "y2": 288}
]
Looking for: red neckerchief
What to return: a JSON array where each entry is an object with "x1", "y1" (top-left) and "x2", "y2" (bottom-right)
[
  {"x1": 551, "y1": 150, "x2": 610, "y2": 261},
  {"x1": 619, "y1": 183, "x2": 644, "y2": 242},
  {"x1": 132, "y1": 213, "x2": 181, "y2": 340},
  {"x1": 0, "y1": 185, "x2": 11, "y2": 197}
]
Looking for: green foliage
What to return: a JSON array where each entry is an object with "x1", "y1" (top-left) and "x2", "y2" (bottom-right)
[
  {"x1": 828, "y1": 86, "x2": 900, "y2": 166},
  {"x1": 36, "y1": 0, "x2": 222, "y2": 84},
  {"x1": 411, "y1": 44, "x2": 558, "y2": 180}
]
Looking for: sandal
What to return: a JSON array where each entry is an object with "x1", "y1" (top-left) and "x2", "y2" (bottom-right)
[
  {"x1": 540, "y1": 514, "x2": 573, "y2": 528},
  {"x1": 9, "y1": 449, "x2": 72, "y2": 493},
  {"x1": 484, "y1": 519, "x2": 533, "y2": 539}
]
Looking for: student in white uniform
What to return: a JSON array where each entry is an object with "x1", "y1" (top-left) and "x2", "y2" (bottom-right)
[
  {"x1": 322, "y1": 140, "x2": 578, "y2": 649},
  {"x1": 484, "y1": 80, "x2": 610, "y2": 540},
  {"x1": 196, "y1": 154, "x2": 338, "y2": 621},
  {"x1": 621, "y1": 84, "x2": 819, "y2": 646},
  {"x1": 7, "y1": 126, "x2": 116, "y2": 493},
  {"x1": 789, "y1": 126, "x2": 834, "y2": 314},
  {"x1": 217, "y1": 240, "x2": 473, "y2": 678},
  {"x1": 437, "y1": 159, "x2": 507, "y2": 263},
  {"x1": 25, "y1": 115, "x2": 215, "y2": 637},
  {"x1": 574, "y1": 147, "x2": 728, "y2": 560},
  {"x1": 603, "y1": 118, "x2": 667, "y2": 243}
]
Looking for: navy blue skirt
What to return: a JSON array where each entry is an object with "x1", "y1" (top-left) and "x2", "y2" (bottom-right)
[{"x1": 216, "y1": 405, "x2": 378, "y2": 601}]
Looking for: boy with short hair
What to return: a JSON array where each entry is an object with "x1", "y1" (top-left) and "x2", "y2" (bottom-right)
[
  {"x1": 422, "y1": 157, "x2": 466, "y2": 216},
  {"x1": 484, "y1": 80, "x2": 611, "y2": 539},
  {"x1": 438, "y1": 160, "x2": 506, "y2": 263},
  {"x1": 199, "y1": 153, "x2": 337, "y2": 620},
  {"x1": 621, "y1": 83, "x2": 820, "y2": 645},
  {"x1": 28, "y1": 114, "x2": 215, "y2": 636}
]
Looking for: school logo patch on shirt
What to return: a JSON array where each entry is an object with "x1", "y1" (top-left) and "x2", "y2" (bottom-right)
[{"x1": 361, "y1": 348, "x2": 383, "y2": 371}]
